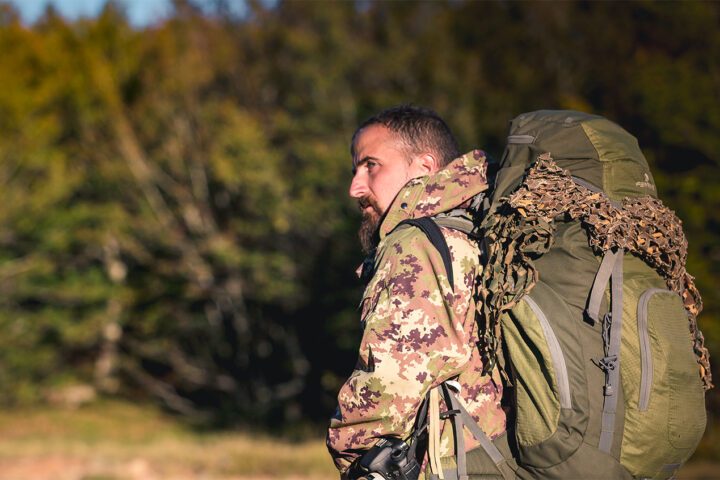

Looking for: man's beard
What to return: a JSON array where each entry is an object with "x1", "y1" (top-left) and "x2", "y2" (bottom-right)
[{"x1": 358, "y1": 195, "x2": 383, "y2": 255}]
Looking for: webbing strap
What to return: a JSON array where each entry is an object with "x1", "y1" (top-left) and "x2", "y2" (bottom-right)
[
  {"x1": 429, "y1": 388, "x2": 444, "y2": 479},
  {"x1": 586, "y1": 250, "x2": 621, "y2": 324},
  {"x1": 408, "y1": 392, "x2": 431, "y2": 460},
  {"x1": 440, "y1": 383, "x2": 468, "y2": 480},
  {"x1": 433, "y1": 214, "x2": 476, "y2": 237},
  {"x1": 396, "y1": 217, "x2": 455, "y2": 291},
  {"x1": 441, "y1": 384, "x2": 508, "y2": 471},
  {"x1": 570, "y1": 176, "x2": 623, "y2": 209},
  {"x1": 452, "y1": 409, "x2": 467, "y2": 480},
  {"x1": 599, "y1": 249, "x2": 624, "y2": 453}
]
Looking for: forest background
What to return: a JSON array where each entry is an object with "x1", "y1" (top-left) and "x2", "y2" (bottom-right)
[{"x1": 0, "y1": 0, "x2": 719, "y2": 471}]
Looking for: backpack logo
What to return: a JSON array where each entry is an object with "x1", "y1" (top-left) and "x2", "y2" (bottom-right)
[{"x1": 635, "y1": 173, "x2": 656, "y2": 191}]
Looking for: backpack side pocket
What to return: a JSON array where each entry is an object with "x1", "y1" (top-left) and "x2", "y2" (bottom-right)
[
  {"x1": 620, "y1": 288, "x2": 706, "y2": 478},
  {"x1": 501, "y1": 281, "x2": 589, "y2": 469}
]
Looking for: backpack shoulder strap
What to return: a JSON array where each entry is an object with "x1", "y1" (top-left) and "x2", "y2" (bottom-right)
[
  {"x1": 395, "y1": 217, "x2": 455, "y2": 291},
  {"x1": 394, "y1": 214, "x2": 476, "y2": 293}
]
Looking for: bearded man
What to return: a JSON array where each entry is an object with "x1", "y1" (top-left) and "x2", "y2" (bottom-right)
[{"x1": 327, "y1": 105, "x2": 507, "y2": 478}]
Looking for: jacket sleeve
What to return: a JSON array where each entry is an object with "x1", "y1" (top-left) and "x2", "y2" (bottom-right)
[{"x1": 327, "y1": 227, "x2": 481, "y2": 473}]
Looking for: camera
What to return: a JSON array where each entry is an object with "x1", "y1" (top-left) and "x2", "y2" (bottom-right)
[{"x1": 350, "y1": 436, "x2": 421, "y2": 480}]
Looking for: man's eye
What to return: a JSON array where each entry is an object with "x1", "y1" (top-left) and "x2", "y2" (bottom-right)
[{"x1": 367, "y1": 161, "x2": 377, "y2": 169}]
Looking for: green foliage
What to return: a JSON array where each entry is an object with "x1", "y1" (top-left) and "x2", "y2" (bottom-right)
[{"x1": 0, "y1": 0, "x2": 717, "y2": 429}]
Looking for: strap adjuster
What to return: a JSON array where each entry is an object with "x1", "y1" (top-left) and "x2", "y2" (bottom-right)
[{"x1": 439, "y1": 409, "x2": 461, "y2": 419}]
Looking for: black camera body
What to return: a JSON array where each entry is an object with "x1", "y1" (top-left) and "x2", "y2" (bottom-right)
[{"x1": 352, "y1": 436, "x2": 421, "y2": 480}]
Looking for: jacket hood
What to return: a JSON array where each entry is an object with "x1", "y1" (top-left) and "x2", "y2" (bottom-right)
[{"x1": 379, "y1": 149, "x2": 489, "y2": 239}]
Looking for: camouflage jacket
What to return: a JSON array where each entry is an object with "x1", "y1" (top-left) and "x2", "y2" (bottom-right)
[{"x1": 327, "y1": 150, "x2": 507, "y2": 474}]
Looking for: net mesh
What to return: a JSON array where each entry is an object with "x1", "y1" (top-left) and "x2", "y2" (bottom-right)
[{"x1": 477, "y1": 153, "x2": 712, "y2": 390}]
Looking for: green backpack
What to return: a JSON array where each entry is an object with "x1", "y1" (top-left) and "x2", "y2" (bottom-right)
[{"x1": 423, "y1": 110, "x2": 711, "y2": 480}]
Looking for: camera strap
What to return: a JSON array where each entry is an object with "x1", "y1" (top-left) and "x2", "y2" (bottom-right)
[{"x1": 408, "y1": 390, "x2": 431, "y2": 461}]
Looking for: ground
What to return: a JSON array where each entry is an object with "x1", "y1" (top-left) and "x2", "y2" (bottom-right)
[
  {"x1": 0, "y1": 400, "x2": 335, "y2": 480},
  {"x1": 0, "y1": 401, "x2": 715, "y2": 479}
]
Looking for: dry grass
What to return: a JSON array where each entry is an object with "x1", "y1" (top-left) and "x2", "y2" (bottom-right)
[
  {"x1": 0, "y1": 400, "x2": 337, "y2": 480},
  {"x1": 0, "y1": 400, "x2": 716, "y2": 479}
]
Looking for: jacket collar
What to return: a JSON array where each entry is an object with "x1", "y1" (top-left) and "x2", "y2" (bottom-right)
[{"x1": 378, "y1": 149, "x2": 490, "y2": 240}]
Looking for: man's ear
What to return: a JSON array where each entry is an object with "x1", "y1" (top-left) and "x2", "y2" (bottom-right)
[{"x1": 413, "y1": 153, "x2": 438, "y2": 175}]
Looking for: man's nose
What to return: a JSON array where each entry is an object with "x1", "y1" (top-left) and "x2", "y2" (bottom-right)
[{"x1": 349, "y1": 174, "x2": 367, "y2": 198}]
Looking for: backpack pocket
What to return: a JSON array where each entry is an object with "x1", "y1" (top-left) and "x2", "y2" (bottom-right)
[
  {"x1": 620, "y1": 287, "x2": 706, "y2": 478},
  {"x1": 501, "y1": 281, "x2": 589, "y2": 469}
]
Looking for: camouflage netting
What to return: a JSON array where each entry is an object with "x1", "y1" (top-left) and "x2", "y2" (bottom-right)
[{"x1": 477, "y1": 153, "x2": 712, "y2": 390}]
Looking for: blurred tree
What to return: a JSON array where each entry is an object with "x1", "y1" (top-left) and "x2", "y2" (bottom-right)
[{"x1": 0, "y1": 0, "x2": 717, "y2": 430}]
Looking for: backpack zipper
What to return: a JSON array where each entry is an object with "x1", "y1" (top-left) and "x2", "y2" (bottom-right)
[
  {"x1": 636, "y1": 288, "x2": 676, "y2": 411},
  {"x1": 523, "y1": 295, "x2": 572, "y2": 409}
]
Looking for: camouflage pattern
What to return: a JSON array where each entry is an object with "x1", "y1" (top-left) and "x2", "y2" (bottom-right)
[
  {"x1": 479, "y1": 153, "x2": 712, "y2": 389},
  {"x1": 327, "y1": 150, "x2": 507, "y2": 474}
]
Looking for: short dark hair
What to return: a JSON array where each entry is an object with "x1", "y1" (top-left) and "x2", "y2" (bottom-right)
[{"x1": 351, "y1": 105, "x2": 461, "y2": 168}]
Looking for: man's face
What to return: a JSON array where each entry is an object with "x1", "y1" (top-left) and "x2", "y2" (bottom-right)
[{"x1": 349, "y1": 125, "x2": 431, "y2": 253}]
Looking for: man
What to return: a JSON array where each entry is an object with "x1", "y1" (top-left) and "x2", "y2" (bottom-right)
[{"x1": 327, "y1": 105, "x2": 506, "y2": 477}]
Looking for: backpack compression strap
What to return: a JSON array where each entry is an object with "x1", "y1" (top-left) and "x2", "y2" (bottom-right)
[{"x1": 586, "y1": 248, "x2": 625, "y2": 453}]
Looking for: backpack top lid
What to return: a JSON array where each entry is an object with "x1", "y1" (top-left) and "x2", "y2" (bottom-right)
[{"x1": 494, "y1": 110, "x2": 659, "y2": 207}]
